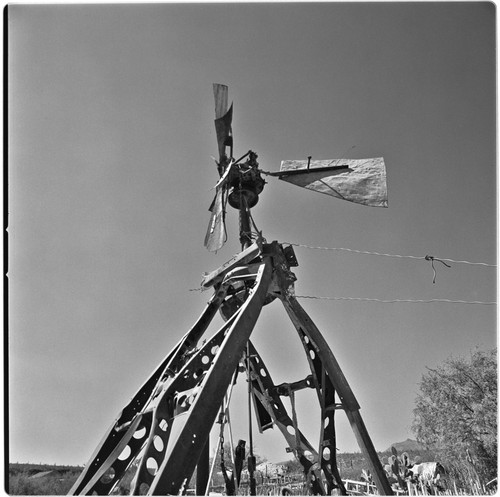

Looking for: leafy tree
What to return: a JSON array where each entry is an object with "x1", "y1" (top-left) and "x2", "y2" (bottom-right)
[{"x1": 412, "y1": 348, "x2": 497, "y2": 485}]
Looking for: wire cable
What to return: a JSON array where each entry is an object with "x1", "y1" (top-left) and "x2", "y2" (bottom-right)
[
  {"x1": 296, "y1": 295, "x2": 496, "y2": 305},
  {"x1": 287, "y1": 242, "x2": 496, "y2": 267}
]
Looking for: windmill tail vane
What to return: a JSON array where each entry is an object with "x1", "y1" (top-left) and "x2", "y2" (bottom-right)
[
  {"x1": 276, "y1": 157, "x2": 388, "y2": 208},
  {"x1": 69, "y1": 84, "x2": 393, "y2": 497}
]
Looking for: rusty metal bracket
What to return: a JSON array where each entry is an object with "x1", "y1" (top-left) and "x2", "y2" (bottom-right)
[{"x1": 273, "y1": 375, "x2": 315, "y2": 396}]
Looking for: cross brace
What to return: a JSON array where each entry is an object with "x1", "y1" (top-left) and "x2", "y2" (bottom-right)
[{"x1": 69, "y1": 241, "x2": 393, "y2": 496}]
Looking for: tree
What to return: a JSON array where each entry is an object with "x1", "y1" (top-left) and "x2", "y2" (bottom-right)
[{"x1": 412, "y1": 348, "x2": 497, "y2": 485}]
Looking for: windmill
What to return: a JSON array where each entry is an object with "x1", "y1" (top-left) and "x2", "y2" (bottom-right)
[
  {"x1": 69, "y1": 84, "x2": 391, "y2": 496},
  {"x1": 204, "y1": 84, "x2": 387, "y2": 253}
]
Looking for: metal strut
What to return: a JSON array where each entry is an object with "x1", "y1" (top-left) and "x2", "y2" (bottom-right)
[
  {"x1": 69, "y1": 242, "x2": 393, "y2": 496},
  {"x1": 245, "y1": 340, "x2": 341, "y2": 495}
]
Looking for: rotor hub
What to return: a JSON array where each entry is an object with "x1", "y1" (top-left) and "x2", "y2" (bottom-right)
[{"x1": 226, "y1": 151, "x2": 266, "y2": 209}]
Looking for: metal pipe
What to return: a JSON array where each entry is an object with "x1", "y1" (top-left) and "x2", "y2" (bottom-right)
[{"x1": 239, "y1": 201, "x2": 252, "y2": 250}]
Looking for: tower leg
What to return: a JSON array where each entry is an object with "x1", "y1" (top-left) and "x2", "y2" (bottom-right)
[
  {"x1": 68, "y1": 288, "x2": 230, "y2": 495},
  {"x1": 143, "y1": 260, "x2": 273, "y2": 495},
  {"x1": 280, "y1": 294, "x2": 393, "y2": 496}
]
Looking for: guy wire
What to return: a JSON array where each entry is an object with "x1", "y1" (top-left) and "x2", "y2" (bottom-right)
[
  {"x1": 295, "y1": 296, "x2": 496, "y2": 305},
  {"x1": 287, "y1": 242, "x2": 496, "y2": 267}
]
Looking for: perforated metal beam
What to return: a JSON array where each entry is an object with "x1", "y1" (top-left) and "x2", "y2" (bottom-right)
[
  {"x1": 135, "y1": 260, "x2": 273, "y2": 495},
  {"x1": 246, "y1": 341, "x2": 327, "y2": 495},
  {"x1": 69, "y1": 287, "x2": 230, "y2": 495},
  {"x1": 280, "y1": 294, "x2": 393, "y2": 496}
]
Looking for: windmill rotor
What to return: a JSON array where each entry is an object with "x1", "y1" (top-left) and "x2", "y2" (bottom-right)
[{"x1": 205, "y1": 84, "x2": 267, "y2": 252}]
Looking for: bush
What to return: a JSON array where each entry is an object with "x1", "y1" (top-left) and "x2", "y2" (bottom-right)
[
  {"x1": 412, "y1": 348, "x2": 497, "y2": 487},
  {"x1": 7, "y1": 469, "x2": 81, "y2": 495}
]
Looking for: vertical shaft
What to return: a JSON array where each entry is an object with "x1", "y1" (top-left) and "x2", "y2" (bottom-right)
[
  {"x1": 242, "y1": 195, "x2": 255, "y2": 491},
  {"x1": 239, "y1": 201, "x2": 252, "y2": 250}
]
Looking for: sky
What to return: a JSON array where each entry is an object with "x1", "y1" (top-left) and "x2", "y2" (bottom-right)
[{"x1": 7, "y1": 2, "x2": 496, "y2": 470}]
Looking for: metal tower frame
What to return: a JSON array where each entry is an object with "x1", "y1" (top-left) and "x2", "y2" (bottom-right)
[{"x1": 69, "y1": 239, "x2": 393, "y2": 496}]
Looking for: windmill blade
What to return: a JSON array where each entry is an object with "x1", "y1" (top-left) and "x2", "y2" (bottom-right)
[
  {"x1": 277, "y1": 157, "x2": 388, "y2": 207},
  {"x1": 204, "y1": 159, "x2": 234, "y2": 252},
  {"x1": 204, "y1": 185, "x2": 228, "y2": 252},
  {"x1": 204, "y1": 85, "x2": 234, "y2": 252},
  {"x1": 214, "y1": 105, "x2": 233, "y2": 161},
  {"x1": 213, "y1": 83, "x2": 233, "y2": 161},
  {"x1": 213, "y1": 83, "x2": 228, "y2": 118}
]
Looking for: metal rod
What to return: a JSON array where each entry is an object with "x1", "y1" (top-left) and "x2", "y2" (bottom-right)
[
  {"x1": 226, "y1": 407, "x2": 238, "y2": 495},
  {"x1": 239, "y1": 200, "x2": 252, "y2": 250},
  {"x1": 205, "y1": 407, "x2": 225, "y2": 496},
  {"x1": 204, "y1": 369, "x2": 240, "y2": 496},
  {"x1": 246, "y1": 342, "x2": 256, "y2": 495},
  {"x1": 246, "y1": 343, "x2": 254, "y2": 455},
  {"x1": 233, "y1": 150, "x2": 252, "y2": 165},
  {"x1": 263, "y1": 164, "x2": 349, "y2": 177}
]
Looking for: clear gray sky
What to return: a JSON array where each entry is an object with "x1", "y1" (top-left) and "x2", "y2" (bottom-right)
[{"x1": 8, "y1": 2, "x2": 496, "y2": 467}]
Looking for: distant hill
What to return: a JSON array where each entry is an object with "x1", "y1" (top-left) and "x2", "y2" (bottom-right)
[{"x1": 386, "y1": 438, "x2": 425, "y2": 453}]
